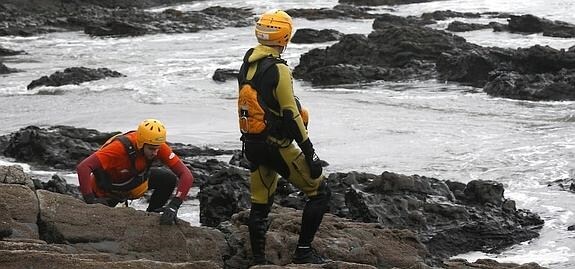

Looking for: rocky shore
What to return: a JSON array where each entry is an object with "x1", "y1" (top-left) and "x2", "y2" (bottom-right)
[{"x1": 0, "y1": 125, "x2": 547, "y2": 268}]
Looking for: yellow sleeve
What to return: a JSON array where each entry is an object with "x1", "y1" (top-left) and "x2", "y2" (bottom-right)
[{"x1": 274, "y1": 63, "x2": 309, "y2": 143}]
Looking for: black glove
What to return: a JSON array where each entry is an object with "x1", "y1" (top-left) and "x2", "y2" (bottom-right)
[
  {"x1": 298, "y1": 139, "x2": 323, "y2": 179},
  {"x1": 83, "y1": 193, "x2": 111, "y2": 206},
  {"x1": 160, "y1": 197, "x2": 183, "y2": 225}
]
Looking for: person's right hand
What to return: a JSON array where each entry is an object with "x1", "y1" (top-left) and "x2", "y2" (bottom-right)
[
  {"x1": 299, "y1": 139, "x2": 323, "y2": 179},
  {"x1": 160, "y1": 197, "x2": 183, "y2": 225},
  {"x1": 307, "y1": 153, "x2": 323, "y2": 179}
]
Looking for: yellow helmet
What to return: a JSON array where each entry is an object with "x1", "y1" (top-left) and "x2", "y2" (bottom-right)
[
  {"x1": 136, "y1": 119, "x2": 166, "y2": 149},
  {"x1": 255, "y1": 9, "x2": 293, "y2": 47}
]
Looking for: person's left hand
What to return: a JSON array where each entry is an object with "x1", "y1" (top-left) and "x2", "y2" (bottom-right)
[{"x1": 160, "y1": 197, "x2": 183, "y2": 225}]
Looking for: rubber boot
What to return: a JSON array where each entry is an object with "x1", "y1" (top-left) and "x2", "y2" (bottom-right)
[{"x1": 249, "y1": 203, "x2": 271, "y2": 266}]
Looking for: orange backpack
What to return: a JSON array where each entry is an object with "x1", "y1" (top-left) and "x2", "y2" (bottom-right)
[{"x1": 237, "y1": 54, "x2": 283, "y2": 136}]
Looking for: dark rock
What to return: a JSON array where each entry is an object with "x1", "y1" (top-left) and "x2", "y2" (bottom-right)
[
  {"x1": 436, "y1": 48, "x2": 503, "y2": 87},
  {"x1": 1, "y1": 4, "x2": 255, "y2": 37},
  {"x1": 294, "y1": 19, "x2": 473, "y2": 86},
  {"x1": 168, "y1": 142, "x2": 233, "y2": 158},
  {"x1": 40, "y1": 174, "x2": 82, "y2": 199},
  {"x1": 84, "y1": 20, "x2": 148, "y2": 36},
  {"x1": 0, "y1": 62, "x2": 14, "y2": 74},
  {"x1": 508, "y1": 14, "x2": 575, "y2": 38},
  {"x1": 0, "y1": 46, "x2": 25, "y2": 56},
  {"x1": 27, "y1": 67, "x2": 125, "y2": 90},
  {"x1": 199, "y1": 162, "x2": 543, "y2": 260},
  {"x1": 286, "y1": 5, "x2": 377, "y2": 20},
  {"x1": 421, "y1": 10, "x2": 481, "y2": 21},
  {"x1": 447, "y1": 21, "x2": 492, "y2": 32},
  {"x1": 212, "y1": 68, "x2": 238, "y2": 82},
  {"x1": 2, "y1": 125, "x2": 119, "y2": 170},
  {"x1": 490, "y1": 21, "x2": 509, "y2": 32},
  {"x1": 462, "y1": 180, "x2": 504, "y2": 206},
  {"x1": 484, "y1": 69, "x2": 575, "y2": 101},
  {"x1": 340, "y1": 0, "x2": 438, "y2": 6},
  {"x1": 373, "y1": 13, "x2": 435, "y2": 28},
  {"x1": 291, "y1": 28, "x2": 344, "y2": 44},
  {"x1": 0, "y1": 165, "x2": 35, "y2": 189},
  {"x1": 198, "y1": 167, "x2": 250, "y2": 227}
]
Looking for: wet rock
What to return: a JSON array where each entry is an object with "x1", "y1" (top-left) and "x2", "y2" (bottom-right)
[
  {"x1": 27, "y1": 67, "x2": 125, "y2": 90},
  {"x1": 212, "y1": 68, "x2": 239, "y2": 82},
  {"x1": 0, "y1": 203, "x2": 13, "y2": 239},
  {"x1": 462, "y1": 180, "x2": 504, "y2": 206},
  {"x1": 0, "y1": 184, "x2": 40, "y2": 240},
  {"x1": 340, "y1": 0, "x2": 439, "y2": 6},
  {"x1": 198, "y1": 167, "x2": 250, "y2": 227},
  {"x1": 226, "y1": 206, "x2": 435, "y2": 268},
  {"x1": 447, "y1": 21, "x2": 493, "y2": 32},
  {"x1": 84, "y1": 20, "x2": 148, "y2": 36},
  {"x1": 547, "y1": 177, "x2": 575, "y2": 193},
  {"x1": 484, "y1": 69, "x2": 575, "y2": 101},
  {"x1": 1, "y1": 3, "x2": 254, "y2": 37},
  {"x1": 199, "y1": 164, "x2": 543, "y2": 260},
  {"x1": 0, "y1": 63, "x2": 17, "y2": 74},
  {"x1": 373, "y1": 13, "x2": 435, "y2": 28},
  {"x1": 0, "y1": 165, "x2": 35, "y2": 189},
  {"x1": 508, "y1": 14, "x2": 575, "y2": 38},
  {"x1": 2, "y1": 125, "x2": 119, "y2": 170},
  {"x1": 0, "y1": 46, "x2": 25, "y2": 56},
  {"x1": 39, "y1": 174, "x2": 82, "y2": 199},
  {"x1": 421, "y1": 10, "x2": 482, "y2": 21},
  {"x1": 286, "y1": 5, "x2": 377, "y2": 20},
  {"x1": 294, "y1": 17, "x2": 473, "y2": 86},
  {"x1": 436, "y1": 47, "x2": 510, "y2": 87},
  {"x1": 291, "y1": 28, "x2": 344, "y2": 44}
]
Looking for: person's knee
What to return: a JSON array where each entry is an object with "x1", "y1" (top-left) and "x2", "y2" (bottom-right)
[
  {"x1": 249, "y1": 203, "x2": 272, "y2": 226},
  {"x1": 310, "y1": 180, "x2": 331, "y2": 203},
  {"x1": 149, "y1": 168, "x2": 177, "y2": 190}
]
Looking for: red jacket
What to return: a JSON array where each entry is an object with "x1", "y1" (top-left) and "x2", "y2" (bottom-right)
[{"x1": 76, "y1": 132, "x2": 193, "y2": 200}]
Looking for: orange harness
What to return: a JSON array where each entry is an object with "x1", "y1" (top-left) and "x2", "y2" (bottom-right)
[{"x1": 92, "y1": 134, "x2": 150, "y2": 200}]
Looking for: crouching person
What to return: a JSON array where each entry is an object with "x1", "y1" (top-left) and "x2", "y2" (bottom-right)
[{"x1": 76, "y1": 118, "x2": 194, "y2": 225}]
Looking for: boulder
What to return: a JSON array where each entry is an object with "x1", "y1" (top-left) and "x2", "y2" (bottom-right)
[{"x1": 27, "y1": 67, "x2": 125, "y2": 90}]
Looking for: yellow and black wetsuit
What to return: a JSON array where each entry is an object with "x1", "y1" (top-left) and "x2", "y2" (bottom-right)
[
  {"x1": 238, "y1": 44, "x2": 331, "y2": 262},
  {"x1": 240, "y1": 44, "x2": 328, "y2": 204}
]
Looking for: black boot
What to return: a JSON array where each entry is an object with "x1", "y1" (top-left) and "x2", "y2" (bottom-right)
[
  {"x1": 297, "y1": 181, "x2": 331, "y2": 246},
  {"x1": 249, "y1": 203, "x2": 271, "y2": 265},
  {"x1": 293, "y1": 181, "x2": 331, "y2": 264},
  {"x1": 293, "y1": 246, "x2": 326, "y2": 264}
]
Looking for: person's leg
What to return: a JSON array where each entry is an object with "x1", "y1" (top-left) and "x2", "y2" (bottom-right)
[
  {"x1": 248, "y1": 165, "x2": 278, "y2": 265},
  {"x1": 278, "y1": 144, "x2": 332, "y2": 264},
  {"x1": 294, "y1": 180, "x2": 331, "y2": 263},
  {"x1": 145, "y1": 167, "x2": 177, "y2": 212},
  {"x1": 92, "y1": 169, "x2": 122, "y2": 207},
  {"x1": 244, "y1": 141, "x2": 284, "y2": 265}
]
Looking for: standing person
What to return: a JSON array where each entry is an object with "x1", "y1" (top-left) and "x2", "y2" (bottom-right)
[
  {"x1": 237, "y1": 9, "x2": 331, "y2": 265},
  {"x1": 76, "y1": 118, "x2": 194, "y2": 225}
]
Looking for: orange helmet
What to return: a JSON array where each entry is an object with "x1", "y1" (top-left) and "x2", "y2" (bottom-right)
[
  {"x1": 255, "y1": 9, "x2": 293, "y2": 47},
  {"x1": 136, "y1": 119, "x2": 166, "y2": 149}
]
